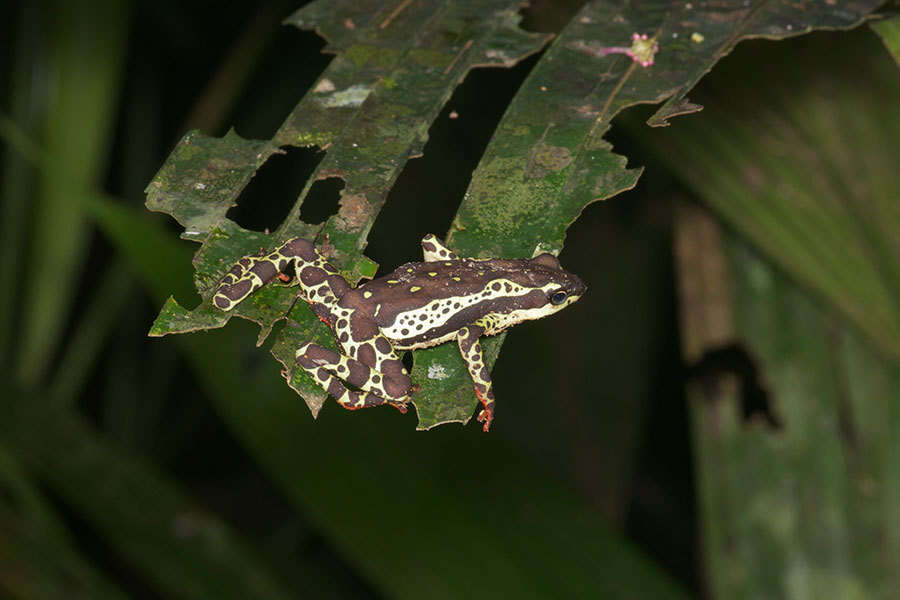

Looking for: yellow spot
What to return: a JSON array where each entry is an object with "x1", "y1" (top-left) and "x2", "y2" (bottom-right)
[
  {"x1": 407, "y1": 268, "x2": 414, "y2": 272},
  {"x1": 427, "y1": 272, "x2": 437, "y2": 277},
  {"x1": 477, "y1": 272, "x2": 484, "y2": 276},
  {"x1": 409, "y1": 286, "x2": 422, "y2": 293},
  {"x1": 363, "y1": 290, "x2": 373, "y2": 298},
  {"x1": 387, "y1": 279, "x2": 400, "y2": 284},
  {"x1": 444, "y1": 262, "x2": 453, "y2": 266},
  {"x1": 691, "y1": 32, "x2": 704, "y2": 43},
  {"x1": 452, "y1": 277, "x2": 461, "y2": 282}
]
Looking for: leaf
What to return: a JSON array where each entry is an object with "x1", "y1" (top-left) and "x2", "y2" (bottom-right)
[
  {"x1": 870, "y1": 14, "x2": 900, "y2": 65},
  {"x1": 643, "y1": 0, "x2": 885, "y2": 127},
  {"x1": 627, "y1": 31, "x2": 900, "y2": 363},
  {"x1": 413, "y1": 0, "x2": 884, "y2": 427},
  {"x1": 146, "y1": 0, "x2": 551, "y2": 420},
  {"x1": 148, "y1": 0, "x2": 883, "y2": 429}
]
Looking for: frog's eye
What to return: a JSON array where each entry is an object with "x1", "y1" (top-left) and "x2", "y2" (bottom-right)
[{"x1": 550, "y1": 290, "x2": 568, "y2": 305}]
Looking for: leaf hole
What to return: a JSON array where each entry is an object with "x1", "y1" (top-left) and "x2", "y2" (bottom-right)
[
  {"x1": 228, "y1": 24, "x2": 331, "y2": 139},
  {"x1": 301, "y1": 177, "x2": 345, "y2": 225},
  {"x1": 226, "y1": 145, "x2": 324, "y2": 232},
  {"x1": 688, "y1": 342, "x2": 781, "y2": 429},
  {"x1": 366, "y1": 55, "x2": 540, "y2": 271}
]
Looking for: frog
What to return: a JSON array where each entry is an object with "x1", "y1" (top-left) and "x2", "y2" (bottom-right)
[{"x1": 212, "y1": 234, "x2": 586, "y2": 431}]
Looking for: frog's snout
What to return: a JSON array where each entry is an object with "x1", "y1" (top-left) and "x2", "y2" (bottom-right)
[{"x1": 570, "y1": 274, "x2": 587, "y2": 299}]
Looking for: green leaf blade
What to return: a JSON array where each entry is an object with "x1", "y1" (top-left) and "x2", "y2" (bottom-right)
[
  {"x1": 630, "y1": 32, "x2": 900, "y2": 362},
  {"x1": 148, "y1": 0, "x2": 551, "y2": 421},
  {"x1": 16, "y1": 0, "x2": 132, "y2": 385}
]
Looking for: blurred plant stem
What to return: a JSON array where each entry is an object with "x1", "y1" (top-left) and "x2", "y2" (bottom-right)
[
  {"x1": 15, "y1": 0, "x2": 133, "y2": 386},
  {"x1": 1, "y1": 2, "x2": 283, "y2": 406}
]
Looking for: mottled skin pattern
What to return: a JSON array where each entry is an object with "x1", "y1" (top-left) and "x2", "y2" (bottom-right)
[{"x1": 213, "y1": 234, "x2": 585, "y2": 431}]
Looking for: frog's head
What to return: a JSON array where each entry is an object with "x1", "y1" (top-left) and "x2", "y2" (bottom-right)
[
  {"x1": 477, "y1": 253, "x2": 586, "y2": 332},
  {"x1": 519, "y1": 252, "x2": 586, "y2": 313}
]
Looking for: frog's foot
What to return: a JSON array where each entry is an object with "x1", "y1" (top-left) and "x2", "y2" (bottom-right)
[
  {"x1": 474, "y1": 388, "x2": 495, "y2": 432},
  {"x1": 456, "y1": 325, "x2": 497, "y2": 432},
  {"x1": 296, "y1": 342, "x2": 412, "y2": 412},
  {"x1": 339, "y1": 388, "x2": 396, "y2": 411},
  {"x1": 300, "y1": 359, "x2": 396, "y2": 412},
  {"x1": 389, "y1": 400, "x2": 409, "y2": 414},
  {"x1": 476, "y1": 406, "x2": 495, "y2": 432},
  {"x1": 386, "y1": 384, "x2": 419, "y2": 414}
]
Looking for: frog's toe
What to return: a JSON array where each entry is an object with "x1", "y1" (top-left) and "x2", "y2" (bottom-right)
[
  {"x1": 476, "y1": 407, "x2": 494, "y2": 432},
  {"x1": 388, "y1": 394, "x2": 413, "y2": 414},
  {"x1": 390, "y1": 401, "x2": 409, "y2": 414}
]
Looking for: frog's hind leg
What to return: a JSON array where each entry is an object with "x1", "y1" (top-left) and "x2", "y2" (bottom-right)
[
  {"x1": 296, "y1": 341, "x2": 412, "y2": 413},
  {"x1": 213, "y1": 237, "x2": 349, "y2": 312},
  {"x1": 421, "y1": 234, "x2": 459, "y2": 261},
  {"x1": 300, "y1": 360, "x2": 407, "y2": 413},
  {"x1": 456, "y1": 324, "x2": 496, "y2": 432}
]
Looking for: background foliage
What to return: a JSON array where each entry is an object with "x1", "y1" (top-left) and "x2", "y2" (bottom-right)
[{"x1": 0, "y1": 0, "x2": 897, "y2": 598}]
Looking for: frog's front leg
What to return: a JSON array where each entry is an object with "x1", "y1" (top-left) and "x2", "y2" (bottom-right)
[
  {"x1": 456, "y1": 324, "x2": 495, "y2": 432},
  {"x1": 420, "y1": 234, "x2": 458, "y2": 262}
]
